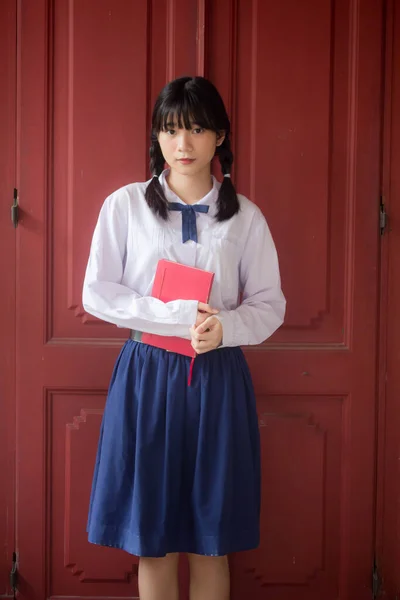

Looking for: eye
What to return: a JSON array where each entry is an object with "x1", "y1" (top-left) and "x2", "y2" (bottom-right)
[
  {"x1": 166, "y1": 129, "x2": 176, "y2": 136},
  {"x1": 192, "y1": 127, "x2": 205, "y2": 134}
]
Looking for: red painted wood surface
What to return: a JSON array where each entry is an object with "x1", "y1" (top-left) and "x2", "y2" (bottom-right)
[
  {"x1": 0, "y1": 0, "x2": 16, "y2": 594},
  {"x1": 377, "y1": 0, "x2": 400, "y2": 596},
  {"x1": 8, "y1": 0, "x2": 386, "y2": 599}
]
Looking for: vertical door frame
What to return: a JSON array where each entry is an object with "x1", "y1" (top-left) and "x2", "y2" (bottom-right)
[
  {"x1": 0, "y1": 0, "x2": 17, "y2": 594},
  {"x1": 376, "y1": 0, "x2": 400, "y2": 596},
  {"x1": 15, "y1": 0, "x2": 50, "y2": 597}
]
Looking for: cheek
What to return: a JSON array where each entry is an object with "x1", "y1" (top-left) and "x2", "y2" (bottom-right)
[
  {"x1": 197, "y1": 138, "x2": 216, "y2": 159},
  {"x1": 207, "y1": 138, "x2": 218, "y2": 157},
  {"x1": 159, "y1": 139, "x2": 174, "y2": 158}
]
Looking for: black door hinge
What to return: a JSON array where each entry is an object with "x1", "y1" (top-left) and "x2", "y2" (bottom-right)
[
  {"x1": 380, "y1": 197, "x2": 387, "y2": 235},
  {"x1": 11, "y1": 188, "x2": 19, "y2": 228},
  {"x1": 372, "y1": 556, "x2": 383, "y2": 599}
]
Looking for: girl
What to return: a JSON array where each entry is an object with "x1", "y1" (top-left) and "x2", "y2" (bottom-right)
[{"x1": 83, "y1": 76, "x2": 286, "y2": 600}]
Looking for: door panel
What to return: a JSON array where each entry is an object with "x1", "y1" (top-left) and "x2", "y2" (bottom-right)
[
  {"x1": 0, "y1": 0, "x2": 16, "y2": 595},
  {"x1": 16, "y1": 1, "x2": 383, "y2": 599},
  {"x1": 52, "y1": 0, "x2": 149, "y2": 340}
]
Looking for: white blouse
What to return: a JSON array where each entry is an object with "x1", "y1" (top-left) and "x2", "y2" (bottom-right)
[{"x1": 82, "y1": 170, "x2": 286, "y2": 347}]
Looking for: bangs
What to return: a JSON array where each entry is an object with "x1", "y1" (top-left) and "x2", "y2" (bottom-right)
[{"x1": 153, "y1": 91, "x2": 219, "y2": 133}]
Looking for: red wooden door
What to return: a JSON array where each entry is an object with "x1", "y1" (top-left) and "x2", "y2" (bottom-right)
[
  {"x1": 0, "y1": 0, "x2": 16, "y2": 595},
  {"x1": 15, "y1": 1, "x2": 383, "y2": 600}
]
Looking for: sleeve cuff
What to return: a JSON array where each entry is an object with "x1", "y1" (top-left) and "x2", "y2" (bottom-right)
[
  {"x1": 179, "y1": 299, "x2": 199, "y2": 327},
  {"x1": 216, "y1": 310, "x2": 236, "y2": 347}
]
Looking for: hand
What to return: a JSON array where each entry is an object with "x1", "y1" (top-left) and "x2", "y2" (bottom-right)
[
  {"x1": 196, "y1": 302, "x2": 219, "y2": 327},
  {"x1": 190, "y1": 315, "x2": 223, "y2": 354}
]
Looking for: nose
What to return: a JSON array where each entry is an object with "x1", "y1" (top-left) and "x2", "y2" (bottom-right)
[{"x1": 177, "y1": 130, "x2": 193, "y2": 153}]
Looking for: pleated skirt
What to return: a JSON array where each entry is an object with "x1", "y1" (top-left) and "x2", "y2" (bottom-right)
[{"x1": 87, "y1": 339, "x2": 261, "y2": 557}]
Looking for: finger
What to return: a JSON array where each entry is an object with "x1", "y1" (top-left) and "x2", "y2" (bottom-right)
[
  {"x1": 196, "y1": 316, "x2": 218, "y2": 334},
  {"x1": 197, "y1": 339, "x2": 217, "y2": 354},
  {"x1": 191, "y1": 339, "x2": 213, "y2": 354},
  {"x1": 192, "y1": 330, "x2": 206, "y2": 342},
  {"x1": 192, "y1": 324, "x2": 216, "y2": 340},
  {"x1": 191, "y1": 339, "x2": 205, "y2": 352},
  {"x1": 195, "y1": 313, "x2": 209, "y2": 327},
  {"x1": 198, "y1": 302, "x2": 219, "y2": 314}
]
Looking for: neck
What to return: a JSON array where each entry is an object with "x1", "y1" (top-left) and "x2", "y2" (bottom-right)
[{"x1": 166, "y1": 166, "x2": 213, "y2": 205}]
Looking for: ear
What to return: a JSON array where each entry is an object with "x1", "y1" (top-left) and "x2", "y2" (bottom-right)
[{"x1": 216, "y1": 130, "x2": 226, "y2": 146}]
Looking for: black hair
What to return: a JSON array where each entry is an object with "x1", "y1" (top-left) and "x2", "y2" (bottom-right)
[{"x1": 145, "y1": 76, "x2": 239, "y2": 222}]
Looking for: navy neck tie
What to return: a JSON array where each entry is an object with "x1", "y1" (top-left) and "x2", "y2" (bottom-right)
[{"x1": 168, "y1": 202, "x2": 209, "y2": 243}]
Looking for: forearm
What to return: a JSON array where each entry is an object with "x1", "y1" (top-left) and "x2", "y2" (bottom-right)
[
  {"x1": 216, "y1": 294, "x2": 286, "y2": 347},
  {"x1": 83, "y1": 279, "x2": 198, "y2": 337}
]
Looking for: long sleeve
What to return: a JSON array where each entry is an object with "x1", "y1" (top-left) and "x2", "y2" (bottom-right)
[
  {"x1": 82, "y1": 192, "x2": 198, "y2": 336},
  {"x1": 216, "y1": 211, "x2": 286, "y2": 347}
]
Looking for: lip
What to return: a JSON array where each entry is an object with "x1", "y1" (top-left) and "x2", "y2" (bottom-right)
[{"x1": 178, "y1": 158, "x2": 195, "y2": 165}]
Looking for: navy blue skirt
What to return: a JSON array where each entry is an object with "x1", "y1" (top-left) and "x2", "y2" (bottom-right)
[{"x1": 87, "y1": 340, "x2": 261, "y2": 557}]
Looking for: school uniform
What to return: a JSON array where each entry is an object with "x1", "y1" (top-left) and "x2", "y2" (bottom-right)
[{"x1": 83, "y1": 169, "x2": 286, "y2": 557}]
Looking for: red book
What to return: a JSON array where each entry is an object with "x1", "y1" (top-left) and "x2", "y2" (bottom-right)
[{"x1": 141, "y1": 259, "x2": 215, "y2": 357}]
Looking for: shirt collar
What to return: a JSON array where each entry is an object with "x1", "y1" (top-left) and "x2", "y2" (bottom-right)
[{"x1": 158, "y1": 169, "x2": 219, "y2": 218}]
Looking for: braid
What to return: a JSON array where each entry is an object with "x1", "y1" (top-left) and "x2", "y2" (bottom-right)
[
  {"x1": 145, "y1": 139, "x2": 169, "y2": 220},
  {"x1": 149, "y1": 138, "x2": 166, "y2": 177},
  {"x1": 216, "y1": 134, "x2": 240, "y2": 221}
]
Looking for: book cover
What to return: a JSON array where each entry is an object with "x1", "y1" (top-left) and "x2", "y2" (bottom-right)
[{"x1": 141, "y1": 259, "x2": 215, "y2": 357}]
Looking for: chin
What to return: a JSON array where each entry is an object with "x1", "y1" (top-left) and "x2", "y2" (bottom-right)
[{"x1": 175, "y1": 165, "x2": 200, "y2": 176}]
